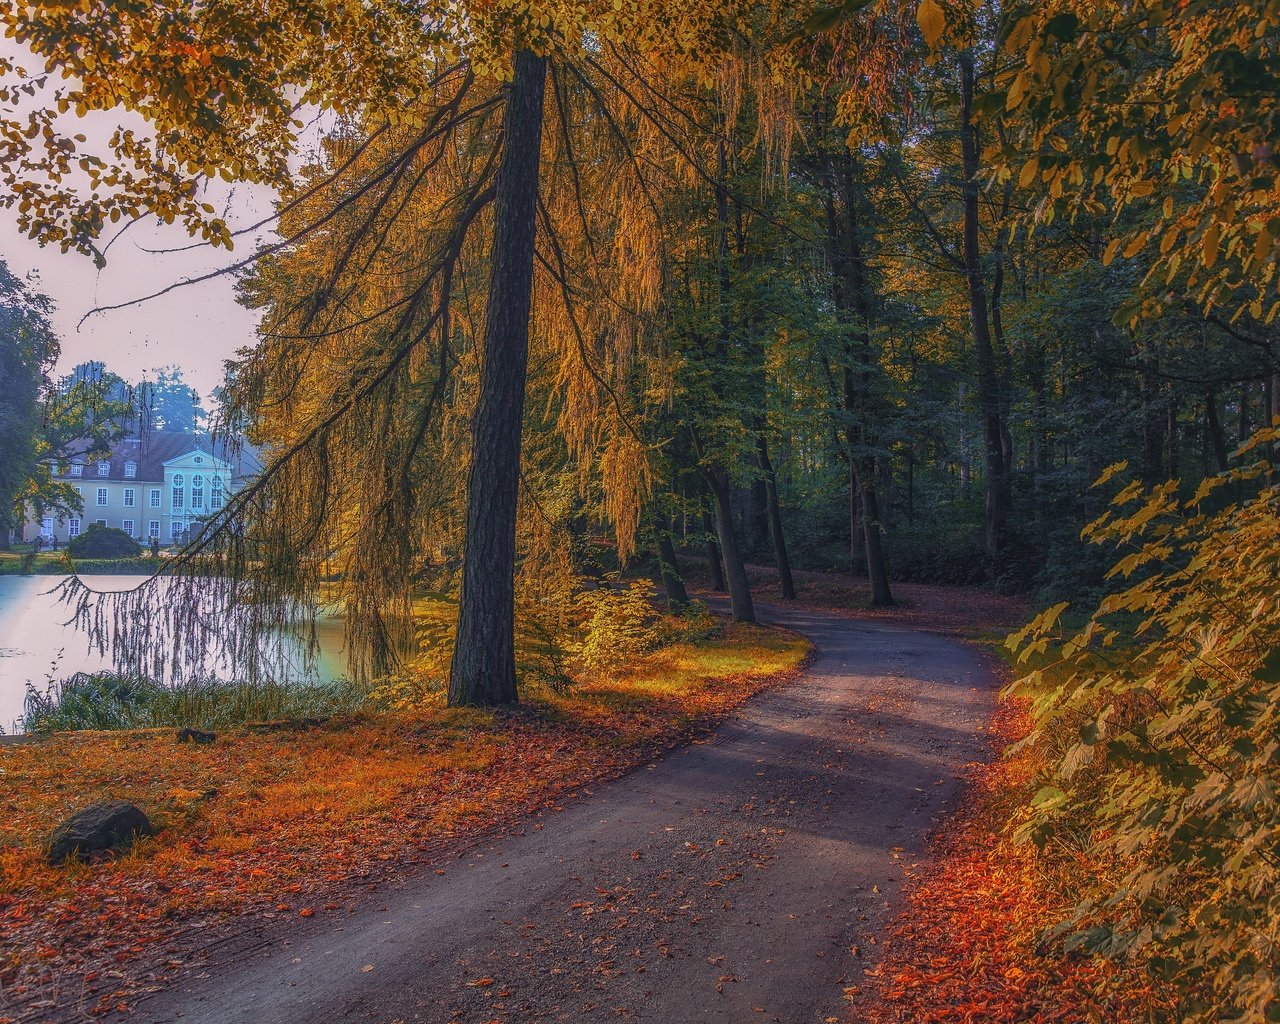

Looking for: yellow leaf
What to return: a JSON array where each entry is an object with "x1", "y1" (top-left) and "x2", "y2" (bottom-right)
[
  {"x1": 917, "y1": 0, "x2": 946, "y2": 48},
  {"x1": 1203, "y1": 223, "x2": 1221, "y2": 267}
]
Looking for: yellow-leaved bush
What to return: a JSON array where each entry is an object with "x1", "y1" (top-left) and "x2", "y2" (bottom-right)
[{"x1": 1008, "y1": 428, "x2": 1280, "y2": 1021}]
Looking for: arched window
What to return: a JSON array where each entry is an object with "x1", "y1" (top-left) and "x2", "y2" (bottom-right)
[
  {"x1": 171, "y1": 473, "x2": 185, "y2": 508},
  {"x1": 211, "y1": 478, "x2": 225, "y2": 510},
  {"x1": 191, "y1": 474, "x2": 204, "y2": 509}
]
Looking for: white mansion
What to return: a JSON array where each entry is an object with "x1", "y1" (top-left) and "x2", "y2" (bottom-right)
[{"x1": 30, "y1": 432, "x2": 261, "y2": 547}]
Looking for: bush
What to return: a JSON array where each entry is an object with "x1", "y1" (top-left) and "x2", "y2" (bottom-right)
[
  {"x1": 67, "y1": 524, "x2": 142, "y2": 559},
  {"x1": 1009, "y1": 435, "x2": 1280, "y2": 1022}
]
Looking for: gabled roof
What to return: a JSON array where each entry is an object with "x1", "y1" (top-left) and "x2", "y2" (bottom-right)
[{"x1": 57, "y1": 431, "x2": 262, "y2": 484}]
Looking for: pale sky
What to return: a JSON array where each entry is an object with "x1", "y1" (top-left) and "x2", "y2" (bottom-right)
[{"x1": 0, "y1": 182, "x2": 277, "y2": 406}]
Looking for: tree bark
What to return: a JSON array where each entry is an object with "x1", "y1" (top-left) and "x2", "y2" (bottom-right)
[
  {"x1": 756, "y1": 434, "x2": 795, "y2": 600},
  {"x1": 448, "y1": 49, "x2": 548, "y2": 708},
  {"x1": 857, "y1": 467, "x2": 894, "y2": 606},
  {"x1": 703, "y1": 509, "x2": 727, "y2": 592},
  {"x1": 958, "y1": 50, "x2": 1008, "y2": 554},
  {"x1": 655, "y1": 524, "x2": 689, "y2": 612},
  {"x1": 704, "y1": 467, "x2": 755, "y2": 623},
  {"x1": 1205, "y1": 388, "x2": 1229, "y2": 472}
]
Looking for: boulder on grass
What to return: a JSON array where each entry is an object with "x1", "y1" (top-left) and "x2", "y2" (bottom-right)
[{"x1": 47, "y1": 800, "x2": 154, "y2": 865}]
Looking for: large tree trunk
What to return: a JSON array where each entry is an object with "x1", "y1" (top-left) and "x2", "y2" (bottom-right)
[
  {"x1": 448, "y1": 49, "x2": 548, "y2": 708},
  {"x1": 958, "y1": 51, "x2": 1008, "y2": 555},
  {"x1": 756, "y1": 434, "x2": 795, "y2": 600},
  {"x1": 704, "y1": 467, "x2": 755, "y2": 623}
]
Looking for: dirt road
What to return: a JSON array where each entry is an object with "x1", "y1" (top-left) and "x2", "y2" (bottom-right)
[{"x1": 138, "y1": 602, "x2": 998, "y2": 1023}]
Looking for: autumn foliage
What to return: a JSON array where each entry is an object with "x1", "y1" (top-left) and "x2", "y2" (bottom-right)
[{"x1": 857, "y1": 697, "x2": 1175, "y2": 1023}]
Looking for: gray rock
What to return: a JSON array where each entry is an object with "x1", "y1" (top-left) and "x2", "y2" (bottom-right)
[{"x1": 47, "y1": 800, "x2": 154, "y2": 865}]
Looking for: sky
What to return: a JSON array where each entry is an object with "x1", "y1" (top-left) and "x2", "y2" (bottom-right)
[{"x1": 0, "y1": 181, "x2": 277, "y2": 405}]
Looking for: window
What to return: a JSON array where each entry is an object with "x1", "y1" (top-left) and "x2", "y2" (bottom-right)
[
  {"x1": 74, "y1": 485, "x2": 82, "y2": 498},
  {"x1": 70, "y1": 463, "x2": 83, "y2": 477},
  {"x1": 123, "y1": 487, "x2": 135, "y2": 507},
  {"x1": 40, "y1": 518, "x2": 53, "y2": 538},
  {"x1": 124, "y1": 461, "x2": 137, "y2": 479},
  {"x1": 95, "y1": 518, "x2": 107, "y2": 528},
  {"x1": 193, "y1": 455, "x2": 204, "y2": 465},
  {"x1": 68, "y1": 518, "x2": 81, "y2": 538},
  {"x1": 96, "y1": 487, "x2": 108, "y2": 506},
  {"x1": 170, "y1": 522, "x2": 184, "y2": 539},
  {"x1": 191, "y1": 474, "x2": 204, "y2": 510},
  {"x1": 97, "y1": 460, "x2": 110, "y2": 477},
  {"x1": 211, "y1": 479, "x2": 225, "y2": 510},
  {"x1": 47, "y1": 459, "x2": 59, "y2": 475},
  {"x1": 171, "y1": 473, "x2": 184, "y2": 508},
  {"x1": 149, "y1": 488, "x2": 161, "y2": 508},
  {"x1": 122, "y1": 520, "x2": 134, "y2": 537},
  {"x1": 148, "y1": 521, "x2": 160, "y2": 539}
]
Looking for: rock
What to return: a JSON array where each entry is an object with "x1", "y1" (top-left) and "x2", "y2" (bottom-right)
[
  {"x1": 47, "y1": 800, "x2": 154, "y2": 865},
  {"x1": 176, "y1": 727, "x2": 216, "y2": 744}
]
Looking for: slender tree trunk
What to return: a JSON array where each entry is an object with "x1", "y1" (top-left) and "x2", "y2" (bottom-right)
[
  {"x1": 958, "y1": 50, "x2": 1007, "y2": 554},
  {"x1": 1141, "y1": 353, "x2": 1165, "y2": 485},
  {"x1": 857, "y1": 466, "x2": 894, "y2": 605},
  {"x1": 905, "y1": 446, "x2": 915, "y2": 525},
  {"x1": 703, "y1": 509, "x2": 726, "y2": 591},
  {"x1": 704, "y1": 467, "x2": 755, "y2": 623},
  {"x1": 656, "y1": 527, "x2": 689, "y2": 612},
  {"x1": 1167, "y1": 395, "x2": 1180, "y2": 481},
  {"x1": 448, "y1": 49, "x2": 548, "y2": 708},
  {"x1": 1205, "y1": 388, "x2": 1229, "y2": 472},
  {"x1": 756, "y1": 434, "x2": 795, "y2": 600},
  {"x1": 1238, "y1": 383, "x2": 1250, "y2": 443},
  {"x1": 849, "y1": 480, "x2": 863, "y2": 563}
]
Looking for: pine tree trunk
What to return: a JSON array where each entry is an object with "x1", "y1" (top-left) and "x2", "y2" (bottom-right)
[
  {"x1": 448, "y1": 49, "x2": 548, "y2": 708},
  {"x1": 704, "y1": 467, "x2": 755, "y2": 623},
  {"x1": 757, "y1": 434, "x2": 795, "y2": 600}
]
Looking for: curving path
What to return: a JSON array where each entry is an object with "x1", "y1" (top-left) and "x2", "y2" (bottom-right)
[{"x1": 137, "y1": 602, "x2": 998, "y2": 1024}]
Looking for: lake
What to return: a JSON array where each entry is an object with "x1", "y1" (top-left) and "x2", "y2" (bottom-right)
[{"x1": 0, "y1": 575, "x2": 350, "y2": 733}]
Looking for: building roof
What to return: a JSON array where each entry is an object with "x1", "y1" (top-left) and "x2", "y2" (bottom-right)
[{"x1": 57, "y1": 431, "x2": 262, "y2": 484}]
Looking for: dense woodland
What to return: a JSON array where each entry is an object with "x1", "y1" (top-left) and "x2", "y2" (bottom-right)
[{"x1": 1, "y1": 0, "x2": 1278, "y2": 1019}]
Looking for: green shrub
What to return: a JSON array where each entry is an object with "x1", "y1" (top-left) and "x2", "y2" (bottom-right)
[
  {"x1": 1009, "y1": 435, "x2": 1280, "y2": 1022},
  {"x1": 67, "y1": 524, "x2": 143, "y2": 559}
]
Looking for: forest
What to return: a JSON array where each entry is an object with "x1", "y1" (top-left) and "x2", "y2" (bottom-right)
[{"x1": 0, "y1": 0, "x2": 1277, "y2": 1021}]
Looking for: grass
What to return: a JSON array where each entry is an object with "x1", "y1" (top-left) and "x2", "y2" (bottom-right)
[
  {"x1": 21, "y1": 671, "x2": 369, "y2": 733},
  {"x1": 0, "y1": 621, "x2": 809, "y2": 1016}
]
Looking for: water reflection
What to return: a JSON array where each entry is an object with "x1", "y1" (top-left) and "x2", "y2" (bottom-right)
[{"x1": 0, "y1": 575, "x2": 349, "y2": 732}]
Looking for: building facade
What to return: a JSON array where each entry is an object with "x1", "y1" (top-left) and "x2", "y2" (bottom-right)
[{"x1": 28, "y1": 432, "x2": 260, "y2": 547}]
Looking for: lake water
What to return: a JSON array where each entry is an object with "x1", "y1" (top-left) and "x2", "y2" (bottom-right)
[{"x1": 0, "y1": 575, "x2": 350, "y2": 733}]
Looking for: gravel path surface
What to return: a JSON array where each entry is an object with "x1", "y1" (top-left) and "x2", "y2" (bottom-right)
[{"x1": 137, "y1": 601, "x2": 998, "y2": 1024}]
